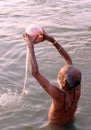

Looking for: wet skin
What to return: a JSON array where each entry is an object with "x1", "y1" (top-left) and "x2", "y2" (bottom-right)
[{"x1": 23, "y1": 32, "x2": 81, "y2": 125}]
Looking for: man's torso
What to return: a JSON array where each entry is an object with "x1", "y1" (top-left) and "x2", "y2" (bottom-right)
[{"x1": 48, "y1": 86, "x2": 81, "y2": 125}]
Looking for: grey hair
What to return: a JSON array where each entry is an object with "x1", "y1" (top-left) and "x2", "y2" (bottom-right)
[
  {"x1": 66, "y1": 76, "x2": 81, "y2": 90},
  {"x1": 65, "y1": 69, "x2": 81, "y2": 90},
  {"x1": 57, "y1": 65, "x2": 82, "y2": 90}
]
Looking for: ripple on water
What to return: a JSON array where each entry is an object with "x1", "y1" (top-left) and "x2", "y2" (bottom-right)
[{"x1": 0, "y1": 0, "x2": 91, "y2": 130}]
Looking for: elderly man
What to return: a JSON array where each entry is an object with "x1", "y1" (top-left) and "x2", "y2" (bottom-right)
[{"x1": 23, "y1": 31, "x2": 81, "y2": 125}]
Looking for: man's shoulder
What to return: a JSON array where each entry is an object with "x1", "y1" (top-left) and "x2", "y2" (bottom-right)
[{"x1": 52, "y1": 88, "x2": 66, "y2": 102}]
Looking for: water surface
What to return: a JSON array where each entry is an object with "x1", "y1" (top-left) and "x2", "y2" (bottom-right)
[{"x1": 0, "y1": 0, "x2": 91, "y2": 130}]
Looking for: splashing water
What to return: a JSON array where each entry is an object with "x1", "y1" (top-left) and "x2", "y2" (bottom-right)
[
  {"x1": 0, "y1": 48, "x2": 29, "y2": 110},
  {"x1": 0, "y1": 46, "x2": 30, "y2": 108},
  {"x1": 0, "y1": 89, "x2": 22, "y2": 107}
]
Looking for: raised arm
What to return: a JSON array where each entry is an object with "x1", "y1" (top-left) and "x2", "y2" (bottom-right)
[
  {"x1": 43, "y1": 33, "x2": 73, "y2": 65},
  {"x1": 23, "y1": 33, "x2": 64, "y2": 101}
]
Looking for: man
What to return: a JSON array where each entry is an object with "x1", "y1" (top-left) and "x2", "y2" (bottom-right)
[{"x1": 23, "y1": 31, "x2": 81, "y2": 125}]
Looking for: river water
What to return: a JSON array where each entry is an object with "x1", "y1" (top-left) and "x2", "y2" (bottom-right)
[{"x1": 0, "y1": 0, "x2": 91, "y2": 130}]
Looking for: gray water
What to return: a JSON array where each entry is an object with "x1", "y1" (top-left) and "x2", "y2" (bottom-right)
[{"x1": 0, "y1": 0, "x2": 91, "y2": 130}]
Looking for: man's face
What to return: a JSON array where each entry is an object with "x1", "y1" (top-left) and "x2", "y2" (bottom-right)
[
  {"x1": 57, "y1": 78, "x2": 62, "y2": 89},
  {"x1": 57, "y1": 68, "x2": 64, "y2": 89},
  {"x1": 57, "y1": 68, "x2": 67, "y2": 90}
]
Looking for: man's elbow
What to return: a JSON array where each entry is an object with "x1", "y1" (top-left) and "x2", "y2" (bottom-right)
[{"x1": 31, "y1": 69, "x2": 39, "y2": 77}]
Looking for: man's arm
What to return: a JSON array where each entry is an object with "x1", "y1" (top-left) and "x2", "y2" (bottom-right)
[
  {"x1": 23, "y1": 33, "x2": 64, "y2": 101},
  {"x1": 43, "y1": 33, "x2": 73, "y2": 65}
]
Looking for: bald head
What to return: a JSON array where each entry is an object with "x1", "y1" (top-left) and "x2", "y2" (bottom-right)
[{"x1": 57, "y1": 65, "x2": 82, "y2": 90}]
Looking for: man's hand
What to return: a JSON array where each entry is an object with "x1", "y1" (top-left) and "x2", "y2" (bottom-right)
[
  {"x1": 42, "y1": 33, "x2": 55, "y2": 43},
  {"x1": 23, "y1": 32, "x2": 34, "y2": 47},
  {"x1": 23, "y1": 31, "x2": 45, "y2": 46}
]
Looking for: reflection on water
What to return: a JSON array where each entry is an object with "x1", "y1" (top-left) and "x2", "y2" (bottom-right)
[{"x1": 0, "y1": 0, "x2": 91, "y2": 130}]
